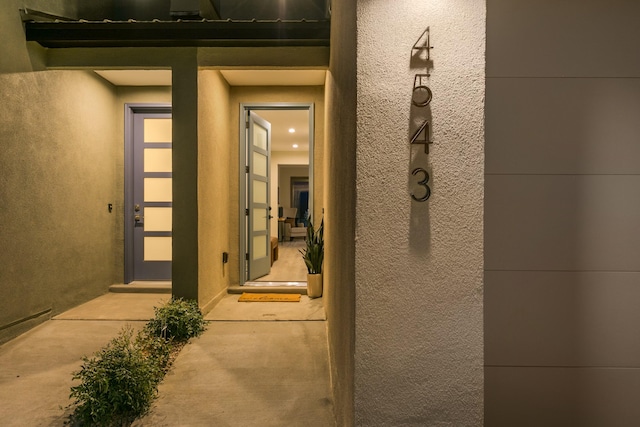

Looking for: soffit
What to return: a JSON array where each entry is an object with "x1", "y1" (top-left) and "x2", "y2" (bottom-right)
[
  {"x1": 94, "y1": 70, "x2": 172, "y2": 86},
  {"x1": 92, "y1": 69, "x2": 325, "y2": 87},
  {"x1": 219, "y1": 70, "x2": 325, "y2": 86}
]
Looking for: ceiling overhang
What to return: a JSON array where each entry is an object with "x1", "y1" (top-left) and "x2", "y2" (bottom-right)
[{"x1": 25, "y1": 19, "x2": 330, "y2": 48}]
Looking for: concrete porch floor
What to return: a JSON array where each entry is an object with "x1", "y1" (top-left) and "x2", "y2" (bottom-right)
[{"x1": 0, "y1": 292, "x2": 334, "y2": 426}]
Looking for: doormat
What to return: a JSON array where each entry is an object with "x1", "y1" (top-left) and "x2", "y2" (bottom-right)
[{"x1": 238, "y1": 293, "x2": 301, "y2": 302}]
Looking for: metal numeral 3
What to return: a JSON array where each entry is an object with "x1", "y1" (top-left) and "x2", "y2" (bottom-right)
[{"x1": 411, "y1": 168, "x2": 431, "y2": 202}]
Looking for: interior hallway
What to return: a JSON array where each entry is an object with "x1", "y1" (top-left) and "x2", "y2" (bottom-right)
[
  {"x1": 0, "y1": 292, "x2": 333, "y2": 426},
  {"x1": 257, "y1": 239, "x2": 308, "y2": 282}
]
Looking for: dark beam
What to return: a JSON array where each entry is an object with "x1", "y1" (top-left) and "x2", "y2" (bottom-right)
[{"x1": 25, "y1": 20, "x2": 330, "y2": 48}]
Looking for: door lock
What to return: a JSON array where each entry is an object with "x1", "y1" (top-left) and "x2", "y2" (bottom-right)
[
  {"x1": 134, "y1": 214, "x2": 142, "y2": 222},
  {"x1": 134, "y1": 204, "x2": 141, "y2": 212}
]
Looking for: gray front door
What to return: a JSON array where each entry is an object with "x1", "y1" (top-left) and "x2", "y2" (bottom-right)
[
  {"x1": 247, "y1": 111, "x2": 272, "y2": 280},
  {"x1": 125, "y1": 106, "x2": 172, "y2": 281}
]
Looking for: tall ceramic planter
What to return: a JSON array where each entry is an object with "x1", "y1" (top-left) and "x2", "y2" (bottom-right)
[{"x1": 307, "y1": 273, "x2": 323, "y2": 298}]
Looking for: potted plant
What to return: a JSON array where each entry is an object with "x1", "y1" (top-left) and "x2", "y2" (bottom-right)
[{"x1": 300, "y1": 217, "x2": 324, "y2": 298}]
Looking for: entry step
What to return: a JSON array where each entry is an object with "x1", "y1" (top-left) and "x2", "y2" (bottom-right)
[{"x1": 109, "y1": 281, "x2": 171, "y2": 294}]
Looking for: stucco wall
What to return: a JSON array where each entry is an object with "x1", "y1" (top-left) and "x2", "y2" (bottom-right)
[
  {"x1": 229, "y1": 85, "x2": 324, "y2": 285},
  {"x1": 0, "y1": 1, "x2": 122, "y2": 343},
  {"x1": 0, "y1": 70, "x2": 120, "y2": 343},
  {"x1": 324, "y1": 0, "x2": 357, "y2": 424},
  {"x1": 198, "y1": 70, "x2": 232, "y2": 310},
  {"x1": 1, "y1": 0, "x2": 111, "y2": 74},
  {"x1": 485, "y1": 1, "x2": 640, "y2": 424},
  {"x1": 355, "y1": 1, "x2": 485, "y2": 425}
]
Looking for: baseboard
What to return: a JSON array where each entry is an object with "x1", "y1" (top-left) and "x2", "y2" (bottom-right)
[
  {"x1": 0, "y1": 308, "x2": 51, "y2": 346},
  {"x1": 200, "y1": 287, "x2": 227, "y2": 316}
]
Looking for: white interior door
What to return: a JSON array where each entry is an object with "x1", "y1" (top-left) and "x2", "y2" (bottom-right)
[{"x1": 247, "y1": 111, "x2": 272, "y2": 280}]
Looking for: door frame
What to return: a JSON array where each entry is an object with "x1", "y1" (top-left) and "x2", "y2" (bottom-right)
[
  {"x1": 239, "y1": 102, "x2": 315, "y2": 285},
  {"x1": 124, "y1": 103, "x2": 172, "y2": 284}
]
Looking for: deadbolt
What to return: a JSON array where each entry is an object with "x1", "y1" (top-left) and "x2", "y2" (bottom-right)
[{"x1": 134, "y1": 204, "x2": 140, "y2": 212}]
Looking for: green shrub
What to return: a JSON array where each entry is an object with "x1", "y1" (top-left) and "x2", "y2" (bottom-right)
[
  {"x1": 68, "y1": 298, "x2": 207, "y2": 425},
  {"x1": 145, "y1": 297, "x2": 207, "y2": 341},
  {"x1": 138, "y1": 331, "x2": 174, "y2": 376},
  {"x1": 69, "y1": 327, "x2": 165, "y2": 426},
  {"x1": 300, "y1": 217, "x2": 324, "y2": 274}
]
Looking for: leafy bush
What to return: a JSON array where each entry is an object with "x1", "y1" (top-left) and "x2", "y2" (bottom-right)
[
  {"x1": 69, "y1": 327, "x2": 166, "y2": 426},
  {"x1": 138, "y1": 331, "x2": 174, "y2": 375},
  {"x1": 300, "y1": 217, "x2": 324, "y2": 274},
  {"x1": 68, "y1": 298, "x2": 207, "y2": 425},
  {"x1": 145, "y1": 297, "x2": 206, "y2": 341}
]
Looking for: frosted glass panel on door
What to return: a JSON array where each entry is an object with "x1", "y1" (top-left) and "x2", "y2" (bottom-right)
[
  {"x1": 253, "y1": 180, "x2": 267, "y2": 204},
  {"x1": 253, "y1": 152, "x2": 267, "y2": 177},
  {"x1": 253, "y1": 208, "x2": 267, "y2": 231},
  {"x1": 253, "y1": 235, "x2": 267, "y2": 260},
  {"x1": 253, "y1": 124, "x2": 267, "y2": 150},
  {"x1": 144, "y1": 237, "x2": 172, "y2": 261},
  {"x1": 144, "y1": 207, "x2": 172, "y2": 232},
  {"x1": 145, "y1": 178, "x2": 172, "y2": 202},
  {"x1": 144, "y1": 118, "x2": 172, "y2": 143},
  {"x1": 144, "y1": 149, "x2": 172, "y2": 172}
]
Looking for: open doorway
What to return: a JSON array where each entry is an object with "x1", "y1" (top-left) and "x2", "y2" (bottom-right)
[{"x1": 240, "y1": 104, "x2": 314, "y2": 286}]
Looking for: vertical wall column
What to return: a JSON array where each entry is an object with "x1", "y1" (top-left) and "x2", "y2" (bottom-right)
[
  {"x1": 355, "y1": 1, "x2": 485, "y2": 425},
  {"x1": 172, "y1": 52, "x2": 199, "y2": 300},
  {"x1": 325, "y1": 0, "x2": 357, "y2": 424}
]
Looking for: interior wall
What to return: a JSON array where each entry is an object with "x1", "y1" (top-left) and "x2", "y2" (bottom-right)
[
  {"x1": 272, "y1": 153, "x2": 309, "y2": 220},
  {"x1": 277, "y1": 163, "x2": 310, "y2": 227},
  {"x1": 228, "y1": 85, "x2": 324, "y2": 285},
  {"x1": 197, "y1": 69, "x2": 231, "y2": 310},
  {"x1": 271, "y1": 150, "x2": 309, "y2": 237},
  {"x1": 0, "y1": 1, "x2": 122, "y2": 344},
  {"x1": 324, "y1": 0, "x2": 357, "y2": 424},
  {"x1": 355, "y1": 1, "x2": 485, "y2": 425},
  {"x1": 485, "y1": 1, "x2": 640, "y2": 425},
  {"x1": 114, "y1": 86, "x2": 172, "y2": 283}
]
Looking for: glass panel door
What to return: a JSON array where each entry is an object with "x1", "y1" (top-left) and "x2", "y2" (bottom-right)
[
  {"x1": 127, "y1": 109, "x2": 172, "y2": 281},
  {"x1": 247, "y1": 112, "x2": 271, "y2": 280}
]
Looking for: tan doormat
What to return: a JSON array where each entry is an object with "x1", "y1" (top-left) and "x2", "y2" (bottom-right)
[{"x1": 238, "y1": 293, "x2": 301, "y2": 302}]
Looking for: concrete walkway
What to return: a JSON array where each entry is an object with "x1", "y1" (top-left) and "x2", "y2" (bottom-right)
[{"x1": 0, "y1": 293, "x2": 334, "y2": 426}]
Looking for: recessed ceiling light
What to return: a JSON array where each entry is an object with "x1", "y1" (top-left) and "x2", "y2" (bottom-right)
[
  {"x1": 288, "y1": 128, "x2": 295, "y2": 133},
  {"x1": 292, "y1": 144, "x2": 299, "y2": 148}
]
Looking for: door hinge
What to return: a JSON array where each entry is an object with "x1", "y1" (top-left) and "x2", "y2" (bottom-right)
[
  {"x1": 245, "y1": 208, "x2": 249, "y2": 216},
  {"x1": 245, "y1": 165, "x2": 249, "y2": 173},
  {"x1": 245, "y1": 120, "x2": 250, "y2": 129},
  {"x1": 245, "y1": 253, "x2": 249, "y2": 260}
]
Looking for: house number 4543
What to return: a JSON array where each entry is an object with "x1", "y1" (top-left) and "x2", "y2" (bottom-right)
[{"x1": 410, "y1": 28, "x2": 434, "y2": 203}]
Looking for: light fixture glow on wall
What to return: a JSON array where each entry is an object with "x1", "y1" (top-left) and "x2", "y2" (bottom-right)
[
  {"x1": 292, "y1": 144, "x2": 299, "y2": 148},
  {"x1": 288, "y1": 128, "x2": 295, "y2": 133}
]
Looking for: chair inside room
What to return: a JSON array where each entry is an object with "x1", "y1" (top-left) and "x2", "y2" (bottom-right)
[{"x1": 281, "y1": 207, "x2": 307, "y2": 240}]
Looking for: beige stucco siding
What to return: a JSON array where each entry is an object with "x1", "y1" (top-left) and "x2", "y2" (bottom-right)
[
  {"x1": 197, "y1": 70, "x2": 232, "y2": 310},
  {"x1": 0, "y1": 70, "x2": 120, "y2": 343},
  {"x1": 354, "y1": 0, "x2": 485, "y2": 425}
]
